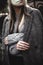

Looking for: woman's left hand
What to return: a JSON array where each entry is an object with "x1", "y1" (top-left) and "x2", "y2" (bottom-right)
[{"x1": 16, "y1": 41, "x2": 30, "y2": 51}]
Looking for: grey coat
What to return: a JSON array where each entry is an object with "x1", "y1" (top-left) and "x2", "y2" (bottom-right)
[{"x1": 2, "y1": 5, "x2": 43, "y2": 65}]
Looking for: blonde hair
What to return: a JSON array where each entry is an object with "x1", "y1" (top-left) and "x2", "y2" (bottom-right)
[
  {"x1": 7, "y1": 0, "x2": 31, "y2": 33},
  {"x1": 25, "y1": 0, "x2": 27, "y2": 4}
]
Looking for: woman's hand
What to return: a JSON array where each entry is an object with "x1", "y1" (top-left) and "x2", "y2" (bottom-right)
[
  {"x1": 4, "y1": 37, "x2": 8, "y2": 45},
  {"x1": 4, "y1": 37, "x2": 30, "y2": 51},
  {"x1": 16, "y1": 41, "x2": 30, "y2": 51}
]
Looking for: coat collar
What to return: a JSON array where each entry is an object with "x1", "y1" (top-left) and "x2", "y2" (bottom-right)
[{"x1": 24, "y1": 5, "x2": 33, "y2": 14}]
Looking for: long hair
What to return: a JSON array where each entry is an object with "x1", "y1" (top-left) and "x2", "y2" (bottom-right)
[{"x1": 7, "y1": 0, "x2": 31, "y2": 33}]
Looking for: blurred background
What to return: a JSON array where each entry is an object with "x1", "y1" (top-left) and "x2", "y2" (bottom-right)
[{"x1": 0, "y1": 0, "x2": 43, "y2": 65}]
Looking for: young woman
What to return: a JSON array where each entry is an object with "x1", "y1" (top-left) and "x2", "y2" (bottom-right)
[{"x1": 2, "y1": 0, "x2": 43, "y2": 65}]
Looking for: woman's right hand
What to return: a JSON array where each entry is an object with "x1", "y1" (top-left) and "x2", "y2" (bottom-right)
[
  {"x1": 4, "y1": 37, "x2": 8, "y2": 45},
  {"x1": 16, "y1": 41, "x2": 30, "y2": 51}
]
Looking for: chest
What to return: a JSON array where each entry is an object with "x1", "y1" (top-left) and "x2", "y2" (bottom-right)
[
  {"x1": 13, "y1": 14, "x2": 25, "y2": 33},
  {"x1": 13, "y1": 14, "x2": 32, "y2": 34}
]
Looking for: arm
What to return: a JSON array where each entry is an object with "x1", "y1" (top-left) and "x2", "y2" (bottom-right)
[
  {"x1": 23, "y1": 9, "x2": 43, "y2": 64},
  {"x1": 2, "y1": 16, "x2": 10, "y2": 49},
  {"x1": 2, "y1": 16, "x2": 29, "y2": 55},
  {"x1": 2, "y1": 16, "x2": 19, "y2": 55},
  {"x1": 30, "y1": 9, "x2": 43, "y2": 61}
]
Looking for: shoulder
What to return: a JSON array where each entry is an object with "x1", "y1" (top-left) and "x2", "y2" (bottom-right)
[
  {"x1": 2, "y1": 15, "x2": 10, "y2": 30},
  {"x1": 25, "y1": 4, "x2": 41, "y2": 15},
  {"x1": 25, "y1": 4, "x2": 43, "y2": 22},
  {"x1": 25, "y1": 5, "x2": 43, "y2": 25},
  {"x1": 4, "y1": 15, "x2": 10, "y2": 23},
  {"x1": 3, "y1": 15, "x2": 10, "y2": 26}
]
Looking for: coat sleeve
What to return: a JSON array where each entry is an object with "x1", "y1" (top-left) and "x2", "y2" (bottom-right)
[
  {"x1": 22, "y1": 9, "x2": 43, "y2": 65},
  {"x1": 2, "y1": 16, "x2": 10, "y2": 65},
  {"x1": 30, "y1": 9, "x2": 43, "y2": 61},
  {"x1": 2, "y1": 16, "x2": 10, "y2": 49},
  {"x1": 2, "y1": 16, "x2": 20, "y2": 55},
  {"x1": 36, "y1": 9, "x2": 43, "y2": 60}
]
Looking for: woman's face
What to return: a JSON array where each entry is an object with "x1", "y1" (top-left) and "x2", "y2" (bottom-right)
[{"x1": 11, "y1": 0, "x2": 25, "y2": 6}]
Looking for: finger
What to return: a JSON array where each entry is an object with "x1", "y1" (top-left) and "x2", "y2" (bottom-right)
[
  {"x1": 4, "y1": 37, "x2": 8, "y2": 44},
  {"x1": 18, "y1": 45, "x2": 29, "y2": 50},
  {"x1": 17, "y1": 47, "x2": 29, "y2": 51},
  {"x1": 19, "y1": 41, "x2": 29, "y2": 45},
  {"x1": 18, "y1": 43, "x2": 29, "y2": 47},
  {"x1": 19, "y1": 45, "x2": 30, "y2": 49},
  {"x1": 17, "y1": 44, "x2": 29, "y2": 50}
]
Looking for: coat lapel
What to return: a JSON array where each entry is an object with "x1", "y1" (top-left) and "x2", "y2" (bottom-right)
[{"x1": 23, "y1": 6, "x2": 33, "y2": 42}]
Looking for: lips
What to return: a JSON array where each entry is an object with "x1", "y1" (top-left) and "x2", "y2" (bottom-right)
[
  {"x1": 11, "y1": 0, "x2": 24, "y2": 6},
  {"x1": 16, "y1": 1, "x2": 20, "y2": 3},
  {"x1": 11, "y1": 0, "x2": 21, "y2": 5}
]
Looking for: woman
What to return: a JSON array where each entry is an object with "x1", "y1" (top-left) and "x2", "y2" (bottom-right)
[{"x1": 2, "y1": 0, "x2": 43, "y2": 65}]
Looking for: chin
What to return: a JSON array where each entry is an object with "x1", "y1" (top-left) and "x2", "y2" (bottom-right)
[{"x1": 13, "y1": 3, "x2": 24, "y2": 7}]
